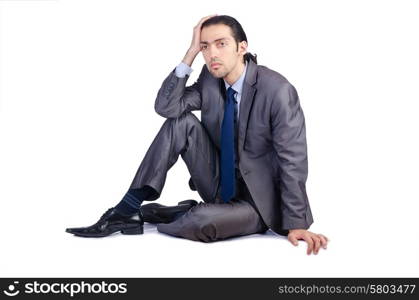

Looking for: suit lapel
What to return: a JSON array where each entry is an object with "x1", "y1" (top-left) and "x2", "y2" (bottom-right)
[{"x1": 238, "y1": 60, "x2": 258, "y2": 152}]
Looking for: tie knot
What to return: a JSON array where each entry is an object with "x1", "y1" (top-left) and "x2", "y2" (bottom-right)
[{"x1": 227, "y1": 87, "x2": 236, "y2": 99}]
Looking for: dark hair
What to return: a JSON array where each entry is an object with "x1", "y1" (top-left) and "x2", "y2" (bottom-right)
[{"x1": 201, "y1": 15, "x2": 257, "y2": 64}]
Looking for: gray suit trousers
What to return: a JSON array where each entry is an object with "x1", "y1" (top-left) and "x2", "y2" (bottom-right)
[{"x1": 129, "y1": 113, "x2": 268, "y2": 242}]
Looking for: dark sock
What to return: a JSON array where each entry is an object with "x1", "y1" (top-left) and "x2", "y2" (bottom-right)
[{"x1": 114, "y1": 186, "x2": 156, "y2": 216}]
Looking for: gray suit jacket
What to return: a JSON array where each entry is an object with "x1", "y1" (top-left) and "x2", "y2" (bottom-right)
[{"x1": 154, "y1": 59, "x2": 313, "y2": 235}]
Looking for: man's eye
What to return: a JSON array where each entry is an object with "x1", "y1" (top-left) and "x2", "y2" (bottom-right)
[{"x1": 201, "y1": 45, "x2": 207, "y2": 50}]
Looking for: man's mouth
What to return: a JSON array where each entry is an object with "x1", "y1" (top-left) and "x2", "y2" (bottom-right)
[{"x1": 211, "y1": 63, "x2": 221, "y2": 68}]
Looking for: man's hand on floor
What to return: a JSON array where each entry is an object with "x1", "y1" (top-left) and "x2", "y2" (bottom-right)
[{"x1": 287, "y1": 229, "x2": 329, "y2": 255}]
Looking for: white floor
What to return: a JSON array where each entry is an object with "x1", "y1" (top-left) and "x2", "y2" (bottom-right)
[
  {"x1": 2, "y1": 220, "x2": 418, "y2": 278},
  {"x1": 1, "y1": 167, "x2": 418, "y2": 278}
]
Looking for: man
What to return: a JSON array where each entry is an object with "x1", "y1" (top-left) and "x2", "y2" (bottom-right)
[{"x1": 66, "y1": 15, "x2": 328, "y2": 255}]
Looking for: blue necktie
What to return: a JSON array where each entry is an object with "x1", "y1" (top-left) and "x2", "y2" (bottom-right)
[{"x1": 220, "y1": 87, "x2": 236, "y2": 203}]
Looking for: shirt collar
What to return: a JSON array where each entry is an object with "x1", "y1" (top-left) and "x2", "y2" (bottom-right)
[{"x1": 223, "y1": 61, "x2": 248, "y2": 95}]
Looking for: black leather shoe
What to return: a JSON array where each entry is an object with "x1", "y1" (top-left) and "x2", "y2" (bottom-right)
[
  {"x1": 66, "y1": 207, "x2": 144, "y2": 237},
  {"x1": 141, "y1": 200, "x2": 198, "y2": 224}
]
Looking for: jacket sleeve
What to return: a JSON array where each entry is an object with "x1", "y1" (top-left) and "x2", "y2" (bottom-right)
[
  {"x1": 270, "y1": 82, "x2": 314, "y2": 230},
  {"x1": 154, "y1": 65, "x2": 205, "y2": 118}
]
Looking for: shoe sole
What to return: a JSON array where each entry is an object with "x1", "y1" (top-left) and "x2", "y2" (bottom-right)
[{"x1": 71, "y1": 225, "x2": 144, "y2": 238}]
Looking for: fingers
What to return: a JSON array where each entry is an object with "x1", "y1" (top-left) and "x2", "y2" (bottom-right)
[
  {"x1": 303, "y1": 233, "x2": 322, "y2": 255},
  {"x1": 200, "y1": 14, "x2": 217, "y2": 24},
  {"x1": 318, "y1": 234, "x2": 328, "y2": 249},
  {"x1": 288, "y1": 234, "x2": 299, "y2": 246},
  {"x1": 190, "y1": 14, "x2": 218, "y2": 52},
  {"x1": 313, "y1": 235, "x2": 321, "y2": 255},
  {"x1": 288, "y1": 230, "x2": 329, "y2": 255},
  {"x1": 303, "y1": 233, "x2": 314, "y2": 255},
  {"x1": 195, "y1": 14, "x2": 217, "y2": 28}
]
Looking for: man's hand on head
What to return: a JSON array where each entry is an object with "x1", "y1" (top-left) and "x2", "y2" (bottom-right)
[
  {"x1": 287, "y1": 229, "x2": 329, "y2": 255},
  {"x1": 182, "y1": 14, "x2": 217, "y2": 66}
]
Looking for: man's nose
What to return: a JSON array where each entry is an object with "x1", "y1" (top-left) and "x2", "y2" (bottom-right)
[{"x1": 208, "y1": 44, "x2": 219, "y2": 60}]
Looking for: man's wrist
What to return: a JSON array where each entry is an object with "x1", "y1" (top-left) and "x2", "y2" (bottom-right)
[{"x1": 182, "y1": 48, "x2": 199, "y2": 66}]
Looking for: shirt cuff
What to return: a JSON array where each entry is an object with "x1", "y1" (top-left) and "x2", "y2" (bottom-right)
[{"x1": 175, "y1": 62, "x2": 193, "y2": 78}]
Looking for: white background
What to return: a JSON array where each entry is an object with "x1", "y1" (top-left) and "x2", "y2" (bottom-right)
[{"x1": 0, "y1": 0, "x2": 418, "y2": 277}]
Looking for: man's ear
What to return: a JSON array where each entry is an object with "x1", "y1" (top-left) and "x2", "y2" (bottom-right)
[{"x1": 238, "y1": 40, "x2": 248, "y2": 56}]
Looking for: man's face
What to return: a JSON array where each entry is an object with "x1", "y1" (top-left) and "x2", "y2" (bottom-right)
[{"x1": 200, "y1": 24, "x2": 247, "y2": 79}]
